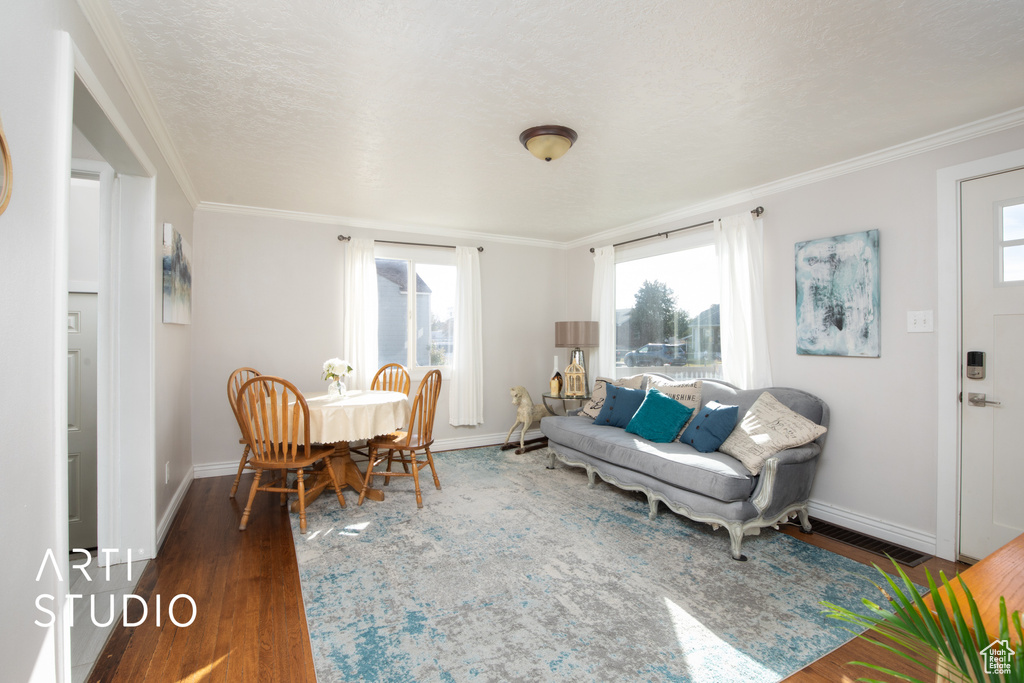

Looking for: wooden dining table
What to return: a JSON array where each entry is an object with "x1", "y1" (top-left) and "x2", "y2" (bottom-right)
[{"x1": 290, "y1": 389, "x2": 411, "y2": 510}]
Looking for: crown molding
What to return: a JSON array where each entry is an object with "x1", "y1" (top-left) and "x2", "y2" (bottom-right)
[
  {"x1": 76, "y1": 0, "x2": 199, "y2": 207},
  {"x1": 195, "y1": 202, "x2": 567, "y2": 250},
  {"x1": 567, "y1": 106, "x2": 1024, "y2": 251}
]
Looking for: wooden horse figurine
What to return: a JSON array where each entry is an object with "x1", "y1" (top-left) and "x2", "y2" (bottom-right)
[{"x1": 500, "y1": 385, "x2": 553, "y2": 454}]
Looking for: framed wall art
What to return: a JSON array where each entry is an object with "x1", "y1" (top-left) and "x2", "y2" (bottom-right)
[
  {"x1": 795, "y1": 229, "x2": 880, "y2": 357},
  {"x1": 162, "y1": 222, "x2": 192, "y2": 324}
]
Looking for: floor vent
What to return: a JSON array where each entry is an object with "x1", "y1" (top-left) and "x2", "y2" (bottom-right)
[{"x1": 807, "y1": 518, "x2": 931, "y2": 567}]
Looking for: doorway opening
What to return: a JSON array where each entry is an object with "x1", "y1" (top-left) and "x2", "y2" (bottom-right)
[
  {"x1": 68, "y1": 173, "x2": 100, "y2": 552},
  {"x1": 66, "y1": 60, "x2": 159, "y2": 680}
]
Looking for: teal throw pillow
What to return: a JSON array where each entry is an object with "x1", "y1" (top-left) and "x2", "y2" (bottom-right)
[
  {"x1": 592, "y1": 385, "x2": 647, "y2": 429},
  {"x1": 679, "y1": 400, "x2": 739, "y2": 453},
  {"x1": 625, "y1": 388, "x2": 695, "y2": 443}
]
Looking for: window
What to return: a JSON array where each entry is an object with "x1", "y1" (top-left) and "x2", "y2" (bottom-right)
[
  {"x1": 375, "y1": 248, "x2": 457, "y2": 372},
  {"x1": 613, "y1": 228, "x2": 722, "y2": 381},
  {"x1": 999, "y1": 200, "x2": 1024, "y2": 283}
]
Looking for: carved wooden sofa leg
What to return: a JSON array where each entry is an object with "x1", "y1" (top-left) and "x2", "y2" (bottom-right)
[
  {"x1": 647, "y1": 497, "x2": 658, "y2": 520},
  {"x1": 727, "y1": 524, "x2": 748, "y2": 562},
  {"x1": 797, "y1": 507, "x2": 813, "y2": 534}
]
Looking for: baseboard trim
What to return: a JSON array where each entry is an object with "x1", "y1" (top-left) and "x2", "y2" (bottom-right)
[
  {"x1": 194, "y1": 461, "x2": 244, "y2": 479},
  {"x1": 156, "y1": 466, "x2": 194, "y2": 551},
  {"x1": 806, "y1": 500, "x2": 937, "y2": 556},
  {"x1": 192, "y1": 431, "x2": 544, "y2": 480},
  {"x1": 432, "y1": 429, "x2": 543, "y2": 452}
]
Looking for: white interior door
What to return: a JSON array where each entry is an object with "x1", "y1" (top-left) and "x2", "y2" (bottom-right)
[
  {"x1": 959, "y1": 166, "x2": 1024, "y2": 562},
  {"x1": 68, "y1": 292, "x2": 98, "y2": 549}
]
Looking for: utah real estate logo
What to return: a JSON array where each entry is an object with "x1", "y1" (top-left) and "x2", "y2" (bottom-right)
[{"x1": 980, "y1": 639, "x2": 1016, "y2": 676}]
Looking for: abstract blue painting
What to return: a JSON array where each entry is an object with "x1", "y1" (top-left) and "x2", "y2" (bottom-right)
[
  {"x1": 162, "y1": 222, "x2": 192, "y2": 325},
  {"x1": 795, "y1": 229, "x2": 879, "y2": 357}
]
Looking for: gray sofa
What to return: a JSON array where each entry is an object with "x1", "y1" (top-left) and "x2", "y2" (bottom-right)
[{"x1": 540, "y1": 375, "x2": 829, "y2": 560}]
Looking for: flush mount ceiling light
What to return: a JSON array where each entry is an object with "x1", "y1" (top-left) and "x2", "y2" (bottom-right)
[{"x1": 519, "y1": 125, "x2": 578, "y2": 162}]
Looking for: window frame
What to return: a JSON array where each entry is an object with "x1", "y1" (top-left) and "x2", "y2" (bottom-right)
[
  {"x1": 375, "y1": 244, "x2": 456, "y2": 380},
  {"x1": 612, "y1": 226, "x2": 721, "y2": 380}
]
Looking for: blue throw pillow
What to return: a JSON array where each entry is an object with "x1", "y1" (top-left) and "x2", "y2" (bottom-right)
[
  {"x1": 679, "y1": 401, "x2": 740, "y2": 453},
  {"x1": 625, "y1": 388, "x2": 695, "y2": 443},
  {"x1": 592, "y1": 385, "x2": 647, "y2": 429}
]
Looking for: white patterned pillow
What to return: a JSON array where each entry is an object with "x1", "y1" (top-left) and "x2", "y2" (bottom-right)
[
  {"x1": 580, "y1": 374, "x2": 645, "y2": 419},
  {"x1": 719, "y1": 392, "x2": 827, "y2": 475},
  {"x1": 618, "y1": 373, "x2": 645, "y2": 390},
  {"x1": 644, "y1": 378, "x2": 702, "y2": 432}
]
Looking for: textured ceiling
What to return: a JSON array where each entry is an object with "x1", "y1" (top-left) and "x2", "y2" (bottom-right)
[{"x1": 104, "y1": 0, "x2": 1024, "y2": 242}]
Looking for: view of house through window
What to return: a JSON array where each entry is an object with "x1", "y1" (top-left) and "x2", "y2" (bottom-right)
[
  {"x1": 376, "y1": 257, "x2": 457, "y2": 369},
  {"x1": 614, "y1": 241, "x2": 722, "y2": 381},
  {"x1": 1001, "y1": 201, "x2": 1024, "y2": 283}
]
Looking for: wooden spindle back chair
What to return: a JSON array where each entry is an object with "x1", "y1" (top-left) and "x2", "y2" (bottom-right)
[
  {"x1": 227, "y1": 367, "x2": 261, "y2": 498},
  {"x1": 235, "y1": 375, "x2": 345, "y2": 533},
  {"x1": 358, "y1": 369, "x2": 442, "y2": 508},
  {"x1": 371, "y1": 363, "x2": 412, "y2": 396}
]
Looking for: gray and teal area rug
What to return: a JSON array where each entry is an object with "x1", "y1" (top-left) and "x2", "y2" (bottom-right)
[{"x1": 291, "y1": 446, "x2": 877, "y2": 682}]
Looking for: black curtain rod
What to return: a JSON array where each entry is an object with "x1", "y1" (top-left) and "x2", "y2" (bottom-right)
[
  {"x1": 589, "y1": 206, "x2": 764, "y2": 253},
  {"x1": 337, "y1": 235, "x2": 483, "y2": 252}
]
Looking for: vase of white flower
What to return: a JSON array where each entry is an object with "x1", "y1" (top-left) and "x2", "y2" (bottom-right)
[{"x1": 322, "y1": 358, "x2": 353, "y2": 397}]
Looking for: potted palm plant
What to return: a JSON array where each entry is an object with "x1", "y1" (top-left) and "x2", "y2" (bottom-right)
[{"x1": 821, "y1": 560, "x2": 1022, "y2": 682}]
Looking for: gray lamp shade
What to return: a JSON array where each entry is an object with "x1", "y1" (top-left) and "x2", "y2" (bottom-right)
[{"x1": 555, "y1": 321, "x2": 599, "y2": 348}]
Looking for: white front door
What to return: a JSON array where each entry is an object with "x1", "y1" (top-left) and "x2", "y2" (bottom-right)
[
  {"x1": 959, "y1": 167, "x2": 1024, "y2": 562},
  {"x1": 68, "y1": 292, "x2": 99, "y2": 549}
]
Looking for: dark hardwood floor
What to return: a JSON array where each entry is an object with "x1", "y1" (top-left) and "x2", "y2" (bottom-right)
[
  {"x1": 89, "y1": 474, "x2": 316, "y2": 682},
  {"x1": 89, "y1": 469, "x2": 966, "y2": 682}
]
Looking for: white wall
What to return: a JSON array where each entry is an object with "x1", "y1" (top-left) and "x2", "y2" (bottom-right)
[
  {"x1": 566, "y1": 123, "x2": 1024, "y2": 554},
  {"x1": 0, "y1": 1, "x2": 194, "y2": 680},
  {"x1": 190, "y1": 209, "x2": 566, "y2": 472},
  {"x1": 0, "y1": 3, "x2": 69, "y2": 680}
]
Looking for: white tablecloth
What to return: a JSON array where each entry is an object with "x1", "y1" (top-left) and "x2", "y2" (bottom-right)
[{"x1": 303, "y1": 390, "x2": 410, "y2": 444}]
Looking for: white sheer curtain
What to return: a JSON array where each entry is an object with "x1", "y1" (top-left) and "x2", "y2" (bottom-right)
[
  {"x1": 343, "y1": 237, "x2": 379, "y2": 390},
  {"x1": 449, "y1": 246, "x2": 483, "y2": 426},
  {"x1": 715, "y1": 212, "x2": 773, "y2": 389},
  {"x1": 591, "y1": 246, "x2": 616, "y2": 381}
]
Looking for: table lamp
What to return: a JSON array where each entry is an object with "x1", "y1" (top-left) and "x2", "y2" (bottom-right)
[{"x1": 555, "y1": 321, "x2": 599, "y2": 397}]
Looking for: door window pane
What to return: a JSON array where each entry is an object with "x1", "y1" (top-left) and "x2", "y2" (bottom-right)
[
  {"x1": 1003, "y1": 203, "x2": 1024, "y2": 241},
  {"x1": 1004, "y1": 244, "x2": 1024, "y2": 282}
]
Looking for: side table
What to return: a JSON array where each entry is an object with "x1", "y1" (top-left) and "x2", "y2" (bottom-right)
[{"x1": 541, "y1": 393, "x2": 592, "y2": 416}]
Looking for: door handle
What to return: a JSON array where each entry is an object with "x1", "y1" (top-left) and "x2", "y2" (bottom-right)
[{"x1": 967, "y1": 392, "x2": 1002, "y2": 407}]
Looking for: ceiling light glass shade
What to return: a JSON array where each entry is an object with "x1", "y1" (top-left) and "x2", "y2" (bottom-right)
[{"x1": 520, "y1": 125, "x2": 578, "y2": 162}]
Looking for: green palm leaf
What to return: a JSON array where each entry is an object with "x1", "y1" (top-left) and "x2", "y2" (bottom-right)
[{"x1": 821, "y1": 558, "x2": 1023, "y2": 683}]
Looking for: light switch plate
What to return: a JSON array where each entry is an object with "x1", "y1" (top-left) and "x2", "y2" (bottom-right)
[{"x1": 907, "y1": 310, "x2": 934, "y2": 333}]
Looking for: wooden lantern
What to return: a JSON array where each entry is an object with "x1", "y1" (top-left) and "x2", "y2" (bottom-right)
[{"x1": 564, "y1": 359, "x2": 586, "y2": 398}]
